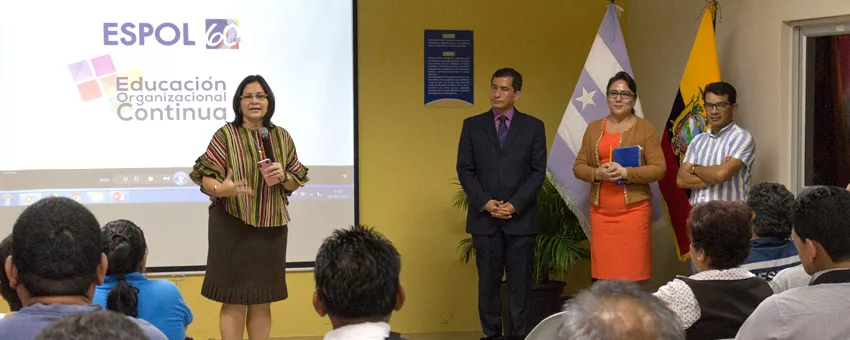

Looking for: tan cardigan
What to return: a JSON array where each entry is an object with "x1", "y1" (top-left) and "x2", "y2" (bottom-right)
[{"x1": 573, "y1": 116, "x2": 666, "y2": 206}]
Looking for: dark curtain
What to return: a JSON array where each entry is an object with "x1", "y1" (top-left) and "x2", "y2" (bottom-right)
[{"x1": 810, "y1": 34, "x2": 850, "y2": 187}]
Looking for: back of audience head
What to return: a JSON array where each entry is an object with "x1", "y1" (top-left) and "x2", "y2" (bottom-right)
[
  {"x1": 559, "y1": 280, "x2": 684, "y2": 340},
  {"x1": 313, "y1": 225, "x2": 404, "y2": 327},
  {"x1": 689, "y1": 200, "x2": 753, "y2": 271},
  {"x1": 747, "y1": 182, "x2": 795, "y2": 239},
  {"x1": 0, "y1": 234, "x2": 22, "y2": 311},
  {"x1": 5, "y1": 197, "x2": 106, "y2": 304},
  {"x1": 101, "y1": 219, "x2": 147, "y2": 318},
  {"x1": 35, "y1": 310, "x2": 148, "y2": 340},
  {"x1": 793, "y1": 185, "x2": 850, "y2": 275}
]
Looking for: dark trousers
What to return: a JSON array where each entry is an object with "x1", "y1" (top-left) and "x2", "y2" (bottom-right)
[{"x1": 473, "y1": 228, "x2": 535, "y2": 339}]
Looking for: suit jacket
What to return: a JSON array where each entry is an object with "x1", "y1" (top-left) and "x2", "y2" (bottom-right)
[{"x1": 456, "y1": 109, "x2": 547, "y2": 236}]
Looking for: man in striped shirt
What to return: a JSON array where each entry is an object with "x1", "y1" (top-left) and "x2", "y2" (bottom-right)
[{"x1": 677, "y1": 82, "x2": 755, "y2": 204}]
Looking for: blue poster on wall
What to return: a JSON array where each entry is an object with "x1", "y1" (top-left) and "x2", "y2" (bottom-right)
[{"x1": 424, "y1": 30, "x2": 473, "y2": 108}]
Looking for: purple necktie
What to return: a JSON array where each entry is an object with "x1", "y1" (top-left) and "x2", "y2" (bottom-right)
[{"x1": 497, "y1": 115, "x2": 508, "y2": 148}]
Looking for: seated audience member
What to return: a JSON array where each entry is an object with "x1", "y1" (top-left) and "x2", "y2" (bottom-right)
[
  {"x1": 93, "y1": 219, "x2": 193, "y2": 339},
  {"x1": 741, "y1": 182, "x2": 800, "y2": 281},
  {"x1": 558, "y1": 280, "x2": 684, "y2": 340},
  {"x1": 313, "y1": 225, "x2": 405, "y2": 340},
  {"x1": 0, "y1": 197, "x2": 167, "y2": 339},
  {"x1": 736, "y1": 186, "x2": 850, "y2": 340},
  {"x1": 35, "y1": 310, "x2": 148, "y2": 340},
  {"x1": 655, "y1": 201, "x2": 772, "y2": 340},
  {"x1": 0, "y1": 234, "x2": 23, "y2": 319},
  {"x1": 769, "y1": 264, "x2": 811, "y2": 293}
]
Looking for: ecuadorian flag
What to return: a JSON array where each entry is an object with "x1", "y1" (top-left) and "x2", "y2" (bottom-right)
[{"x1": 657, "y1": 2, "x2": 721, "y2": 261}]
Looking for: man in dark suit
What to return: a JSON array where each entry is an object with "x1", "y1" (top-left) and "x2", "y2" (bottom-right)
[{"x1": 456, "y1": 68, "x2": 547, "y2": 340}]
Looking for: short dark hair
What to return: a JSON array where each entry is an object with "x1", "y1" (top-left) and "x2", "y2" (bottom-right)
[
  {"x1": 747, "y1": 182, "x2": 795, "y2": 239},
  {"x1": 101, "y1": 220, "x2": 147, "y2": 318},
  {"x1": 689, "y1": 201, "x2": 753, "y2": 270},
  {"x1": 12, "y1": 197, "x2": 102, "y2": 297},
  {"x1": 0, "y1": 234, "x2": 22, "y2": 311},
  {"x1": 491, "y1": 68, "x2": 523, "y2": 91},
  {"x1": 606, "y1": 71, "x2": 638, "y2": 97},
  {"x1": 232, "y1": 74, "x2": 276, "y2": 128},
  {"x1": 314, "y1": 225, "x2": 401, "y2": 320},
  {"x1": 35, "y1": 310, "x2": 148, "y2": 340},
  {"x1": 560, "y1": 280, "x2": 684, "y2": 340},
  {"x1": 793, "y1": 186, "x2": 850, "y2": 262},
  {"x1": 703, "y1": 82, "x2": 737, "y2": 104}
]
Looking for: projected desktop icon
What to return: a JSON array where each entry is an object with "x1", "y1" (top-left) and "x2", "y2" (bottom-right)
[
  {"x1": 111, "y1": 191, "x2": 125, "y2": 202},
  {"x1": 87, "y1": 192, "x2": 105, "y2": 202},
  {"x1": 71, "y1": 193, "x2": 82, "y2": 202},
  {"x1": 19, "y1": 193, "x2": 42, "y2": 205},
  {"x1": 172, "y1": 172, "x2": 189, "y2": 186},
  {"x1": 1, "y1": 195, "x2": 11, "y2": 206}
]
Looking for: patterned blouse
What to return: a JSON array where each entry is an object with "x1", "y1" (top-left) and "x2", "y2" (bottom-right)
[
  {"x1": 190, "y1": 123, "x2": 309, "y2": 227},
  {"x1": 653, "y1": 267, "x2": 755, "y2": 329}
]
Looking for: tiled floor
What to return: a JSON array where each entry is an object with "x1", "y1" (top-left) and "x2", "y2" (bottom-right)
[{"x1": 280, "y1": 331, "x2": 483, "y2": 340}]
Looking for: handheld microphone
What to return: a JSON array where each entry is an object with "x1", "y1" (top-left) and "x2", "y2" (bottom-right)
[{"x1": 258, "y1": 127, "x2": 275, "y2": 162}]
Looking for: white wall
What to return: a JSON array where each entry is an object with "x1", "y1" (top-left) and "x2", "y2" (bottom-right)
[{"x1": 628, "y1": 0, "x2": 850, "y2": 286}]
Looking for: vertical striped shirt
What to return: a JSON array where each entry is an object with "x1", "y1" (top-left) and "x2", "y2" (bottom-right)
[
  {"x1": 190, "y1": 123, "x2": 309, "y2": 227},
  {"x1": 683, "y1": 122, "x2": 755, "y2": 204}
]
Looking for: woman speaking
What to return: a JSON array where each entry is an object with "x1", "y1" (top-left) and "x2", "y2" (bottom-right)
[
  {"x1": 190, "y1": 74, "x2": 309, "y2": 340},
  {"x1": 573, "y1": 71, "x2": 665, "y2": 283}
]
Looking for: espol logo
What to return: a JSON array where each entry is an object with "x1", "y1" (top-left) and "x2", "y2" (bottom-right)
[
  {"x1": 102, "y1": 19, "x2": 241, "y2": 49},
  {"x1": 205, "y1": 19, "x2": 240, "y2": 49}
]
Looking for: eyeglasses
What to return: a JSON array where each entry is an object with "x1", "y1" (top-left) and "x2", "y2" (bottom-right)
[
  {"x1": 241, "y1": 93, "x2": 269, "y2": 101},
  {"x1": 606, "y1": 91, "x2": 635, "y2": 99},
  {"x1": 705, "y1": 101, "x2": 731, "y2": 111}
]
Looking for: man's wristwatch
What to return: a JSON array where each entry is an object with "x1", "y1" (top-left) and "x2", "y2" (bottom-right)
[{"x1": 689, "y1": 164, "x2": 697, "y2": 175}]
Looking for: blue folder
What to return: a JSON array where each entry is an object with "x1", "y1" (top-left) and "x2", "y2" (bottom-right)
[{"x1": 612, "y1": 145, "x2": 642, "y2": 185}]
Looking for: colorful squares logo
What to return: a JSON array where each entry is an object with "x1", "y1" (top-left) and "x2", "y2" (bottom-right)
[
  {"x1": 90, "y1": 54, "x2": 116, "y2": 77},
  {"x1": 99, "y1": 74, "x2": 119, "y2": 95},
  {"x1": 106, "y1": 68, "x2": 143, "y2": 114},
  {"x1": 68, "y1": 60, "x2": 94, "y2": 83},
  {"x1": 205, "y1": 19, "x2": 240, "y2": 49},
  {"x1": 77, "y1": 80, "x2": 102, "y2": 102},
  {"x1": 69, "y1": 54, "x2": 122, "y2": 102}
]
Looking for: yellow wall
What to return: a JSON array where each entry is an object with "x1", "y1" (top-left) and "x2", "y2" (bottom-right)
[{"x1": 0, "y1": 0, "x2": 625, "y2": 338}]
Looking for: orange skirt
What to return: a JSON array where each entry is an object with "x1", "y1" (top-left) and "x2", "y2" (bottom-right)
[{"x1": 589, "y1": 183, "x2": 652, "y2": 281}]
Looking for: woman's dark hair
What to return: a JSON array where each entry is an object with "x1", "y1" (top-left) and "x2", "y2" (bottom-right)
[
  {"x1": 688, "y1": 201, "x2": 753, "y2": 270},
  {"x1": 606, "y1": 71, "x2": 638, "y2": 114},
  {"x1": 101, "y1": 219, "x2": 147, "y2": 318},
  {"x1": 232, "y1": 74, "x2": 276, "y2": 128}
]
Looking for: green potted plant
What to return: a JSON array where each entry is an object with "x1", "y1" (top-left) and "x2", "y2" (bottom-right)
[{"x1": 453, "y1": 174, "x2": 589, "y2": 332}]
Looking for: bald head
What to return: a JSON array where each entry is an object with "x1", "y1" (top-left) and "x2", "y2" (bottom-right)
[{"x1": 559, "y1": 280, "x2": 684, "y2": 340}]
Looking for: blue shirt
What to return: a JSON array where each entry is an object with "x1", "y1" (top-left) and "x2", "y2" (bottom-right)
[
  {"x1": 683, "y1": 122, "x2": 755, "y2": 204},
  {"x1": 93, "y1": 272, "x2": 193, "y2": 340},
  {"x1": 0, "y1": 303, "x2": 167, "y2": 339},
  {"x1": 741, "y1": 237, "x2": 800, "y2": 281}
]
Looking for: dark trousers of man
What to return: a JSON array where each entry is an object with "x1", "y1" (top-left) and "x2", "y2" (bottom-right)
[{"x1": 473, "y1": 228, "x2": 536, "y2": 340}]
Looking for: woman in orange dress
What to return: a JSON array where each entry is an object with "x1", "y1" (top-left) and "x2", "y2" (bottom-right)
[{"x1": 573, "y1": 71, "x2": 666, "y2": 282}]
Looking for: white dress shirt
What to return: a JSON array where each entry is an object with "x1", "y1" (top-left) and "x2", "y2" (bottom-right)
[
  {"x1": 323, "y1": 321, "x2": 392, "y2": 340},
  {"x1": 735, "y1": 269, "x2": 850, "y2": 340}
]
